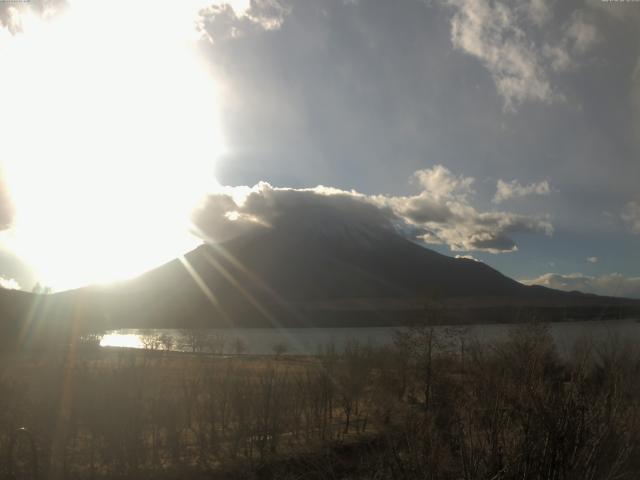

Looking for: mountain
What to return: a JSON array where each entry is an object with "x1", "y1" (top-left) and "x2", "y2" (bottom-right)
[
  {"x1": 59, "y1": 204, "x2": 640, "y2": 330},
  {"x1": 1, "y1": 204, "x2": 638, "y2": 345}
]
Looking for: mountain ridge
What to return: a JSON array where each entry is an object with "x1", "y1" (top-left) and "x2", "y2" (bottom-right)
[
  {"x1": 69, "y1": 209, "x2": 640, "y2": 329},
  {"x1": 0, "y1": 206, "x2": 638, "y2": 348}
]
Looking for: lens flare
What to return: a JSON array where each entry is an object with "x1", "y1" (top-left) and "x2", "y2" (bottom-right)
[{"x1": 0, "y1": 1, "x2": 223, "y2": 290}]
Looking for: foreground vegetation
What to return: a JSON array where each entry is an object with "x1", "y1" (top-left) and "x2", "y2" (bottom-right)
[{"x1": 1, "y1": 323, "x2": 640, "y2": 479}]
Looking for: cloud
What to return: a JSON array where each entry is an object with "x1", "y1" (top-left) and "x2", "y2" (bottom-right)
[
  {"x1": 447, "y1": 0, "x2": 554, "y2": 109},
  {"x1": 493, "y1": 179, "x2": 550, "y2": 203},
  {"x1": 193, "y1": 0, "x2": 640, "y2": 227},
  {"x1": 193, "y1": 165, "x2": 553, "y2": 254},
  {"x1": 197, "y1": 0, "x2": 290, "y2": 44},
  {"x1": 413, "y1": 165, "x2": 475, "y2": 201},
  {"x1": 0, "y1": 276, "x2": 20, "y2": 290},
  {"x1": 542, "y1": 43, "x2": 574, "y2": 72},
  {"x1": 0, "y1": 6, "x2": 23, "y2": 35},
  {"x1": 622, "y1": 200, "x2": 640, "y2": 234},
  {"x1": 384, "y1": 166, "x2": 553, "y2": 253},
  {"x1": 521, "y1": 272, "x2": 640, "y2": 299},
  {"x1": 0, "y1": 0, "x2": 67, "y2": 35},
  {"x1": 447, "y1": 1, "x2": 602, "y2": 108},
  {"x1": 455, "y1": 254, "x2": 481, "y2": 262},
  {"x1": 245, "y1": 0, "x2": 291, "y2": 30},
  {"x1": 542, "y1": 11, "x2": 599, "y2": 73},
  {"x1": 565, "y1": 11, "x2": 599, "y2": 54},
  {"x1": 524, "y1": 0, "x2": 550, "y2": 27},
  {"x1": 192, "y1": 181, "x2": 397, "y2": 241},
  {"x1": 586, "y1": 256, "x2": 598, "y2": 264}
]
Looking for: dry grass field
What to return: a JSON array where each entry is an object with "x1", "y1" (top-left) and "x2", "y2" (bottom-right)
[{"x1": 2, "y1": 323, "x2": 640, "y2": 479}]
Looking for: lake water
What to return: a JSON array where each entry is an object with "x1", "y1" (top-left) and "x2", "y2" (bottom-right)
[{"x1": 100, "y1": 318, "x2": 640, "y2": 356}]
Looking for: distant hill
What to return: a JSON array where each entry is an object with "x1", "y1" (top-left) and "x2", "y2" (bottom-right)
[{"x1": 1, "y1": 204, "x2": 638, "y2": 345}]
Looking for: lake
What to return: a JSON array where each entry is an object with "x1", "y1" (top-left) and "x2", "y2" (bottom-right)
[{"x1": 100, "y1": 318, "x2": 640, "y2": 356}]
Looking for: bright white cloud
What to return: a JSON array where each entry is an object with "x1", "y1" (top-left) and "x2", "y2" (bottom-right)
[
  {"x1": 0, "y1": 276, "x2": 20, "y2": 290},
  {"x1": 493, "y1": 179, "x2": 550, "y2": 203},
  {"x1": 413, "y1": 165, "x2": 475, "y2": 201},
  {"x1": 586, "y1": 256, "x2": 598, "y2": 264},
  {"x1": 521, "y1": 272, "x2": 640, "y2": 299}
]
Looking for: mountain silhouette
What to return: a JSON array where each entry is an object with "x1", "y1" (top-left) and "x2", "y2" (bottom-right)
[
  {"x1": 1, "y1": 202, "x2": 638, "y2": 348},
  {"x1": 58, "y1": 203, "x2": 640, "y2": 330}
]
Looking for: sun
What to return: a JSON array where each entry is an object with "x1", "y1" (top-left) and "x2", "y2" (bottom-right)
[{"x1": 0, "y1": 1, "x2": 225, "y2": 291}]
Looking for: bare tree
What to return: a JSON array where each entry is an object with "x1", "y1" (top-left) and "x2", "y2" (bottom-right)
[
  {"x1": 141, "y1": 333, "x2": 161, "y2": 351},
  {"x1": 159, "y1": 333, "x2": 174, "y2": 352},
  {"x1": 179, "y1": 329, "x2": 209, "y2": 353}
]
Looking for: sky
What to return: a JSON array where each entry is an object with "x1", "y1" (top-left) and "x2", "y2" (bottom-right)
[{"x1": 0, "y1": 0, "x2": 639, "y2": 297}]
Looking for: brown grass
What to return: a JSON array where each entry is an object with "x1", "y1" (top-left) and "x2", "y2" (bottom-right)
[{"x1": 1, "y1": 323, "x2": 640, "y2": 479}]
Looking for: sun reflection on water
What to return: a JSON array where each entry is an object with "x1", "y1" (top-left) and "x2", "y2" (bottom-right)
[{"x1": 99, "y1": 333, "x2": 145, "y2": 350}]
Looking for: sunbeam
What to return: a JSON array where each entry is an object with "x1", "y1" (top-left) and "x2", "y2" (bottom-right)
[{"x1": 0, "y1": 1, "x2": 222, "y2": 290}]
